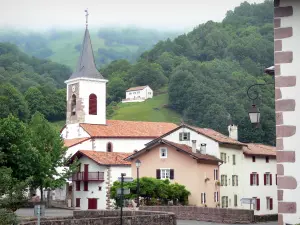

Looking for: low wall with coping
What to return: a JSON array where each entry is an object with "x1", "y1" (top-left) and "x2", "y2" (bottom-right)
[
  {"x1": 140, "y1": 206, "x2": 254, "y2": 224},
  {"x1": 19, "y1": 210, "x2": 176, "y2": 225}
]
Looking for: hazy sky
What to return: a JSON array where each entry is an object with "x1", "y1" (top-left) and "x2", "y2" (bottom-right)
[{"x1": 1, "y1": 0, "x2": 264, "y2": 31}]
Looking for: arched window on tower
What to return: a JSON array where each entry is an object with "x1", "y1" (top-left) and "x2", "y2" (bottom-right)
[
  {"x1": 107, "y1": 142, "x2": 113, "y2": 152},
  {"x1": 89, "y1": 94, "x2": 97, "y2": 115},
  {"x1": 71, "y1": 94, "x2": 76, "y2": 116}
]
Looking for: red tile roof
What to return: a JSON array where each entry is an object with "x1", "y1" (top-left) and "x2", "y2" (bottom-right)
[
  {"x1": 80, "y1": 120, "x2": 178, "y2": 138},
  {"x1": 243, "y1": 143, "x2": 276, "y2": 157},
  {"x1": 125, "y1": 139, "x2": 221, "y2": 163},
  {"x1": 190, "y1": 126, "x2": 244, "y2": 146},
  {"x1": 126, "y1": 86, "x2": 148, "y2": 91},
  {"x1": 64, "y1": 137, "x2": 90, "y2": 147},
  {"x1": 75, "y1": 150, "x2": 131, "y2": 166}
]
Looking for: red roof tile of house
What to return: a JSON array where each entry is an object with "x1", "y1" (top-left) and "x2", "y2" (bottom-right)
[
  {"x1": 243, "y1": 143, "x2": 276, "y2": 157},
  {"x1": 190, "y1": 126, "x2": 244, "y2": 146},
  {"x1": 64, "y1": 137, "x2": 90, "y2": 148},
  {"x1": 75, "y1": 150, "x2": 131, "y2": 165},
  {"x1": 126, "y1": 86, "x2": 148, "y2": 91},
  {"x1": 125, "y1": 139, "x2": 221, "y2": 163},
  {"x1": 80, "y1": 120, "x2": 178, "y2": 138}
]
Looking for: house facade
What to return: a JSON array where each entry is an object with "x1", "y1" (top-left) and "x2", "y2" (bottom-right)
[
  {"x1": 126, "y1": 139, "x2": 221, "y2": 207},
  {"x1": 273, "y1": 0, "x2": 300, "y2": 224},
  {"x1": 122, "y1": 85, "x2": 153, "y2": 103}
]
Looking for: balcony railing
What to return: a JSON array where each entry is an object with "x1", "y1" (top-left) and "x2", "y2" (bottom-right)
[{"x1": 70, "y1": 172, "x2": 104, "y2": 181}]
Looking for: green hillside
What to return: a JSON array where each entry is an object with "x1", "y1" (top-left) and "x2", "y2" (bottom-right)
[{"x1": 109, "y1": 94, "x2": 181, "y2": 124}]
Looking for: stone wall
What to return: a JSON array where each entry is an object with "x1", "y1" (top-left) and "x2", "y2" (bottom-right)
[
  {"x1": 140, "y1": 206, "x2": 254, "y2": 224},
  {"x1": 19, "y1": 210, "x2": 176, "y2": 225}
]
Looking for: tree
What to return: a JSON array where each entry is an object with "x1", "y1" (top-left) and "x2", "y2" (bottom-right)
[
  {"x1": 25, "y1": 87, "x2": 46, "y2": 115},
  {"x1": 110, "y1": 177, "x2": 190, "y2": 207},
  {"x1": 27, "y1": 112, "x2": 73, "y2": 201}
]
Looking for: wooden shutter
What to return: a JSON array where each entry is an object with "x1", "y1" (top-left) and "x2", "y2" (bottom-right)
[
  {"x1": 264, "y1": 174, "x2": 267, "y2": 185},
  {"x1": 89, "y1": 94, "x2": 97, "y2": 115},
  {"x1": 270, "y1": 198, "x2": 273, "y2": 210},
  {"x1": 179, "y1": 133, "x2": 183, "y2": 141},
  {"x1": 236, "y1": 176, "x2": 238, "y2": 186},
  {"x1": 84, "y1": 181, "x2": 88, "y2": 191},
  {"x1": 250, "y1": 174, "x2": 253, "y2": 186},
  {"x1": 201, "y1": 193, "x2": 203, "y2": 204},
  {"x1": 232, "y1": 175, "x2": 234, "y2": 186},
  {"x1": 257, "y1": 174, "x2": 259, "y2": 186},
  {"x1": 204, "y1": 193, "x2": 206, "y2": 203},
  {"x1": 234, "y1": 195, "x2": 237, "y2": 207},
  {"x1": 270, "y1": 174, "x2": 272, "y2": 185},
  {"x1": 156, "y1": 169, "x2": 161, "y2": 179},
  {"x1": 225, "y1": 175, "x2": 227, "y2": 186},
  {"x1": 256, "y1": 198, "x2": 260, "y2": 211},
  {"x1": 217, "y1": 192, "x2": 219, "y2": 202},
  {"x1": 276, "y1": 174, "x2": 277, "y2": 185},
  {"x1": 224, "y1": 154, "x2": 227, "y2": 163},
  {"x1": 252, "y1": 156, "x2": 255, "y2": 162},
  {"x1": 226, "y1": 197, "x2": 228, "y2": 208},
  {"x1": 170, "y1": 169, "x2": 174, "y2": 180},
  {"x1": 76, "y1": 198, "x2": 80, "y2": 207},
  {"x1": 187, "y1": 133, "x2": 190, "y2": 140}
]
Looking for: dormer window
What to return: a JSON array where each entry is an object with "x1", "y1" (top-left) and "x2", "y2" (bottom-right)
[
  {"x1": 179, "y1": 132, "x2": 190, "y2": 141},
  {"x1": 71, "y1": 94, "x2": 76, "y2": 116},
  {"x1": 160, "y1": 147, "x2": 167, "y2": 158}
]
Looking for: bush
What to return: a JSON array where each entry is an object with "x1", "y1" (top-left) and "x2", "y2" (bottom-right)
[{"x1": 0, "y1": 209, "x2": 18, "y2": 225}]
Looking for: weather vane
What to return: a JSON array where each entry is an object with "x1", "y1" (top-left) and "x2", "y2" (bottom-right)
[{"x1": 84, "y1": 9, "x2": 89, "y2": 28}]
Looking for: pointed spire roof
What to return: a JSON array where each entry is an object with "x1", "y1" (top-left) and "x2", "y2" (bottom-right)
[{"x1": 69, "y1": 28, "x2": 104, "y2": 80}]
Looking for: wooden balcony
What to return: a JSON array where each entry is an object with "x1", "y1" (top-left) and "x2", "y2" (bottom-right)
[{"x1": 70, "y1": 172, "x2": 104, "y2": 181}]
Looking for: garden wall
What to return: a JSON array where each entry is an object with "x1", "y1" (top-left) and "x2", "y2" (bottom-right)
[
  {"x1": 19, "y1": 210, "x2": 176, "y2": 225},
  {"x1": 140, "y1": 206, "x2": 254, "y2": 224}
]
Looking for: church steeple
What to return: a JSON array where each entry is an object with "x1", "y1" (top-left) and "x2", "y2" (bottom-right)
[{"x1": 69, "y1": 9, "x2": 103, "y2": 80}]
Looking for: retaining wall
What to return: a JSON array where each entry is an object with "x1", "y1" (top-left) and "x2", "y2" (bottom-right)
[
  {"x1": 19, "y1": 210, "x2": 176, "y2": 225},
  {"x1": 140, "y1": 206, "x2": 254, "y2": 224}
]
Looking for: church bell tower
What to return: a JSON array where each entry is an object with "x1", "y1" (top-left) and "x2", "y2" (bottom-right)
[{"x1": 65, "y1": 10, "x2": 108, "y2": 125}]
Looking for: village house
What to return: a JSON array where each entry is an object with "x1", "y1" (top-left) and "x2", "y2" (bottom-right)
[
  {"x1": 125, "y1": 139, "x2": 221, "y2": 207},
  {"x1": 122, "y1": 85, "x2": 153, "y2": 103}
]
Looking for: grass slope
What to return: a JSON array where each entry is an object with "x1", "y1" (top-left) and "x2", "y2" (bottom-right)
[{"x1": 110, "y1": 94, "x2": 181, "y2": 124}]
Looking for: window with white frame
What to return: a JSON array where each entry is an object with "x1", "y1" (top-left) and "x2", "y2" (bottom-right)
[
  {"x1": 179, "y1": 132, "x2": 190, "y2": 141},
  {"x1": 220, "y1": 153, "x2": 227, "y2": 163},
  {"x1": 160, "y1": 169, "x2": 170, "y2": 179},
  {"x1": 221, "y1": 175, "x2": 227, "y2": 186},
  {"x1": 201, "y1": 192, "x2": 206, "y2": 204},
  {"x1": 214, "y1": 192, "x2": 219, "y2": 202},
  {"x1": 264, "y1": 173, "x2": 272, "y2": 186},
  {"x1": 232, "y1": 175, "x2": 238, "y2": 186},
  {"x1": 221, "y1": 196, "x2": 228, "y2": 208},
  {"x1": 214, "y1": 169, "x2": 218, "y2": 180},
  {"x1": 250, "y1": 173, "x2": 259, "y2": 186},
  {"x1": 160, "y1": 148, "x2": 168, "y2": 158}
]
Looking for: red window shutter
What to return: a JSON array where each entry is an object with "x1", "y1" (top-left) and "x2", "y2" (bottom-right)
[
  {"x1": 76, "y1": 198, "x2": 80, "y2": 207},
  {"x1": 76, "y1": 181, "x2": 80, "y2": 191},
  {"x1": 270, "y1": 198, "x2": 273, "y2": 210},
  {"x1": 264, "y1": 174, "x2": 267, "y2": 186},
  {"x1": 256, "y1": 198, "x2": 260, "y2": 211},
  {"x1": 270, "y1": 174, "x2": 272, "y2": 185},
  {"x1": 89, "y1": 94, "x2": 97, "y2": 115},
  {"x1": 170, "y1": 169, "x2": 174, "y2": 180},
  {"x1": 204, "y1": 193, "x2": 206, "y2": 203},
  {"x1": 266, "y1": 157, "x2": 269, "y2": 163},
  {"x1": 84, "y1": 181, "x2": 88, "y2": 191},
  {"x1": 252, "y1": 156, "x2": 255, "y2": 162},
  {"x1": 276, "y1": 174, "x2": 278, "y2": 185},
  {"x1": 250, "y1": 174, "x2": 253, "y2": 186},
  {"x1": 257, "y1": 174, "x2": 259, "y2": 186},
  {"x1": 156, "y1": 169, "x2": 161, "y2": 179}
]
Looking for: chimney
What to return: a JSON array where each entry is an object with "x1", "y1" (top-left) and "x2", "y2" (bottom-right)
[
  {"x1": 228, "y1": 124, "x2": 238, "y2": 140},
  {"x1": 192, "y1": 140, "x2": 197, "y2": 153}
]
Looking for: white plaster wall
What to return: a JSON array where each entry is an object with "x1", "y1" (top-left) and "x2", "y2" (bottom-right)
[
  {"x1": 73, "y1": 156, "x2": 108, "y2": 210},
  {"x1": 276, "y1": 1, "x2": 300, "y2": 223},
  {"x1": 61, "y1": 124, "x2": 90, "y2": 139},
  {"x1": 110, "y1": 166, "x2": 132, "y2": 184},
  {"x1": 241, "y1": 156, "x2": 277, "y2": 215},
  {"x1": 163, "y1": 127, "x2": 220, "y2": 157},
  {"x1": 65, "y1": 139, "x2": 93, "y2": 158},
  {"x1": 145, "y1": 86, "x2": 153, "y2": 99},
  {"x1": 219, "y1": 146, "x2": 245, "y2": 210},
  {"x1": 94, "y1": 138, "x2": 153, "y2": 153}
]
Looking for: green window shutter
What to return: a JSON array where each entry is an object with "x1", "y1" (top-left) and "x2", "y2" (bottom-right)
[
  {"x1": 232, "y1": 175, "x2": 234, "y2": 186},
  {"x1": 187, "y1": 133, "x2": 190, "y2": 141},
  {"x1": 179, "y1": 133, "x2": 183, "y2": 141},
  {"x1": 225, "y1": 176, "x2": 227, "y2": 186}
]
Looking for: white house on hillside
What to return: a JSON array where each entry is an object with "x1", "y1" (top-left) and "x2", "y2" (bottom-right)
[{"x1": 122, "y1": 85, "x2": 153, "y2": 103}]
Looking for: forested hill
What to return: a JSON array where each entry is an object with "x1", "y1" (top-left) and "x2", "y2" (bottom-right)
[
  {"x1": 0, "y1": 43, "x2": 70, "y2": 121},
  {"x1": 105, "y1": 0, "x2": 275, "y2": 145},
  {"x1": 0, "y1": 28, "x2": 179, "y2": 69}
]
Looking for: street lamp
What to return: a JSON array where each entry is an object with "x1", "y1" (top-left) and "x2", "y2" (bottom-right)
[
  {"x1": 248, "y1": 104, "x2": 260, "y2": 125},
  {"x1": 135, "y1": 159, "x2": 141, "y2": 207}
]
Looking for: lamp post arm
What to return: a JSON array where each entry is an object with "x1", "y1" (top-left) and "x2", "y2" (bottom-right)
[{"x1": 247, "y1": 82, "x2": 274, "y2": 101}]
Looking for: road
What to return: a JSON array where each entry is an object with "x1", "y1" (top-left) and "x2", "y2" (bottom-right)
[
  {"x1": 16, "y1": 209, "x2": 277, "y2": 225},
  {"x1": 178, "y1": 221, "x2": 277, "y2": 225}
]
